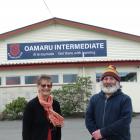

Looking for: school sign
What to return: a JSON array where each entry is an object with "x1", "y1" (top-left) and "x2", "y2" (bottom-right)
[{"x1": 7, "y1": 40, "x2": 107, "y2": 60}]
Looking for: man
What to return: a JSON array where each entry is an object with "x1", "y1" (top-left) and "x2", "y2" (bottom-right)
[{"x1": 85, "y1": 65, "x2": 132, "y2": 140}]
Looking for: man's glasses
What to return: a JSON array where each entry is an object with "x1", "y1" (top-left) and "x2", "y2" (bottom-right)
[{"x1": 40, "y1": 84, "x2": 52, "y2": 88}]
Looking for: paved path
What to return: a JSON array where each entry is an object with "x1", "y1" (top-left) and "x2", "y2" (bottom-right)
[{"x1": 0, "y1": 115, "x2": 139, "y2": 140}]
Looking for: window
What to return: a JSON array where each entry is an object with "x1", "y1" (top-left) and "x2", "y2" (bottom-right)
[
  {"x1": 96, "y1": 72, "x2": 137, "y2": 82},
  {"x1": 96, "y1": 73, "x2": 102, "y2": 82},
  {"x1": 63, "y1": 74, "x2": 77, "y2": 83},
  {"x1": 25, "y1": 75, "x2": 59, "y2": 85},
  {"x1": 25, "y1": 76, "x2": 39, "y2": 84},
  {"x1": 119, "y1": 72, "x2": 137, "y2": 82},
  {"x1": 6, "y1": 76, "x2": 20, "y2": 85},
  {"x1": 50, "y1": 75, "x2": 59, "y2": 83}
]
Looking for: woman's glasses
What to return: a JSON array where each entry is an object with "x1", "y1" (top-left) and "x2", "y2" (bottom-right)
[{"x1": 40, "y1": 84, "x2": 52, "y2": 88}]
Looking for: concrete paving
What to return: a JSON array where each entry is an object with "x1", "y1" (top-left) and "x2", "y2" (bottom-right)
[{"x1": 0, "y1": 115, "x2": 139, "y2": 140}]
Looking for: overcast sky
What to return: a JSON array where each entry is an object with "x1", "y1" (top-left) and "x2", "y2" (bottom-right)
[{"x1": 0, "y1": 0, "x2": 140, "y2": 36}]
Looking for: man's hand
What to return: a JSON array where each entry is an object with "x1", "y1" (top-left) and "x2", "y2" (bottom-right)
[{"x1": 92, "y1": 129, "x2": 102, "y2": 140}]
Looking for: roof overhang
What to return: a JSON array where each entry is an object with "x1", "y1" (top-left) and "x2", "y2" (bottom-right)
[{"x1": 0, "y1": 60, "x2": 140, "y2": 70}]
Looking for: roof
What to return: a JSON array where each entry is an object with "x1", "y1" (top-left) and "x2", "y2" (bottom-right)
[
  {"x1": 0, "y1": 59, "x2": 140, "y2": 69},
  {"x1": 0, "y1": 17, "x2": 140, "y2": 42},
  {"x1": 0, "y1": 58, "x2": 140, "y2": 68}
]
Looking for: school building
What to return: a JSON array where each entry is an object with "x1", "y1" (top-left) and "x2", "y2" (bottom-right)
[{"x1": 0, "y1": 18, "x2": 140, "y2": 112}]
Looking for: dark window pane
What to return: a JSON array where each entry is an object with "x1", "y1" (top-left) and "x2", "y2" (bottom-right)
[
  {"x1": 119, "y1": 72, "x2": 137, "y2": 82},
  {"x1": 50, "y1": 75, "x2": 59, "y2": 83},
  {"x1": 25, "y1": 76, "x2": 39, "y2": 84},
  {"x1": 96, "y1": 72, "x2": 137, "y2": 82},
  {"x1": 96, "y1": 73, "x2": 102, "y2": 82},
  {"x1": 63, "y1": 74, "x2": 77, "y2": 83},
  {"x1": 6, "y1": 76, "x2": 20, "y2": 85}
]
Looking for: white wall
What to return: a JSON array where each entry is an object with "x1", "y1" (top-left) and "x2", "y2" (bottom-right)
[
  {"x1": 0, "y1": 67, "x2": 82, "y2": 111},
  {"x1": 0, "y1": 24, "x2": 140, "y2": 65},
  {"x1": 0, "y1": 66, "x2": 140, "y2": 112}
]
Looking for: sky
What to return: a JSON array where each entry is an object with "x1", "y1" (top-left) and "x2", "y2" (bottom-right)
[{"x1": 0, "y1": 0, "x2": 140, "y2": 36}]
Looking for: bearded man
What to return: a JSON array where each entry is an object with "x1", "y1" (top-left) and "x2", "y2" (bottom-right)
[{"x1": 85, "y1": 65, "x2": 132, "y2": 140}]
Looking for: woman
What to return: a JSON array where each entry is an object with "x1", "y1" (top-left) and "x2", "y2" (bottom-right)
[{"x1": 22, "y1": 75, "x2": 64, "y2": 140}]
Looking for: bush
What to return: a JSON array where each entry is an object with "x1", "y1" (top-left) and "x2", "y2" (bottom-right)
[
  {"x1": 52, "y1": 76, "x2": 92, "y2": 116},
  {"x1": 1, "y1": 97, "x2": 27, "y2": 120}
]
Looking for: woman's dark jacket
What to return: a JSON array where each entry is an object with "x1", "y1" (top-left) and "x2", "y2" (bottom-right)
[
  {"x1": 22, "y1": 96, "x2": 62, "y2": 140},
  {"x1": 85, "y1": 89, "x2": 132, "y2": 140}
]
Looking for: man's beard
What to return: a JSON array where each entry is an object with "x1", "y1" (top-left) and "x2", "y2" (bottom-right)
[{"x1": 100, "y1": 81, "x2": 120, "y2": 94}]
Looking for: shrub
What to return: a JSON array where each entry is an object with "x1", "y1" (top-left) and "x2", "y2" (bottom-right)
[
  {"x1": 52, "y1": 76, "x2": 92, "y2": 116},
  {"x1": 1, "y1": 97, "x2": 27, "y2": 120}
]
